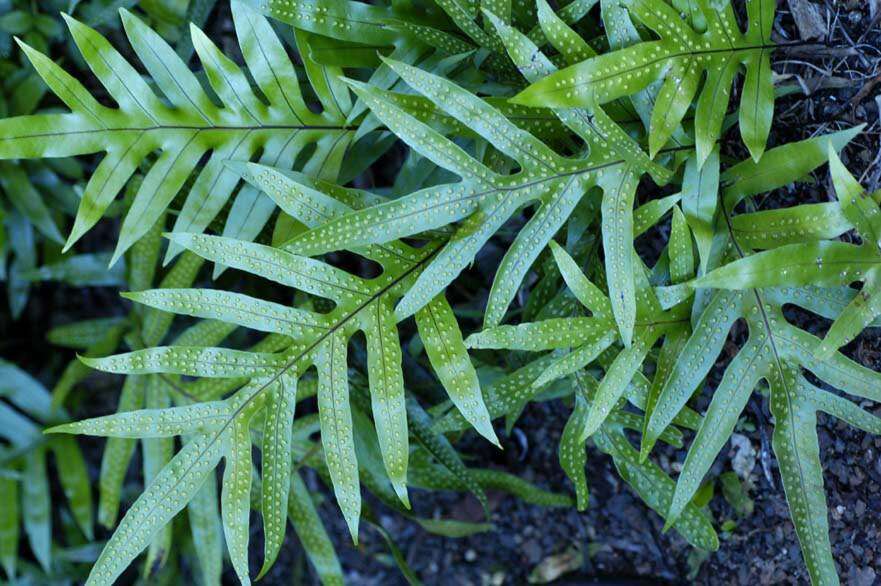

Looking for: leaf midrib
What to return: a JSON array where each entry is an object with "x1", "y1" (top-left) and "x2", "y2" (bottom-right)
[
  {"x1": 546, "y1": 42, "x2": 777, "y2": 96},
  {"x1": 105, "y1": 244, "x2": 441, "y2": 563},
  {"x1": 720, "y1": 191, "x2": 811, "y2": 523},
  {"x1": 163, "y1": 244, "x2": 440, "y2": 486},
  {"x1": 3, "y1": 123, "x2": 357, "y2": 143},
  {"x1": 354, "y1": 148, "x2": 692, "y2": 233}
]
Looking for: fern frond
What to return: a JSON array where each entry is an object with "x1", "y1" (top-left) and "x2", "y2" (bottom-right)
[
  {"x1": 0, "y1": 2, "x2": 355, "y2": 264},
  {"x1": 466, "y1": 231, "x2": 697, "y2": 431},
  {"x1": 250, "y1": 0, "x2": 520, "y2": 90},
  {"x1": 0, "y1": 360, "x2": 94, "y2": 579},
  {"x1": 435, "y1": 198, "x2": 711, "y2": 545},
  {"x1": 646, "y1": 136, "x2": 876, "y2": 586},
  {"x1": 279, "y1": 55, "x2": 675, "y2": 347},
  {"x1": 694, "y1": 145, "x2": 881, "y2": 358},
  {"x1": 513, "y1": 0, "x2": 777, "y2": 164},
  {"x1": 49, "y1": 157, "x2": 501, "y2": 583}
]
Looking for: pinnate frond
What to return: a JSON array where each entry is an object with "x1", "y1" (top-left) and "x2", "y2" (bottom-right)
[
  {"x1": 0, "y1": 2, "x2": 354, "y2": 264},
  {"x1": 513, "y1": 0, "x2": 777, "y2": 165},
  {"x1": 646, "y1": 144, "x2": 881, "y2": 585}
]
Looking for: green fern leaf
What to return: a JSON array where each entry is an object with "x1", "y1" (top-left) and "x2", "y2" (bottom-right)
[
  {"x1": 414, "y1": 294, "x2": 500, "y2": 448},
  {"x1": 694, "y1": 146, "x2": 881, "y2": 358},
  {"x1": 280, "y1": 55, "x2": 676, "y2": 347},
  {"x1": 288, "y1": 471, "x2": 345, "y2": 585},
  {"x1": 0, "y1": 359, "x2": 95, "y2": 577},
  {"x1": 222, "y1": 407, "x2": 257, "y2": 585},
  {"x1": 489, "y1": 4, "x2": 671, "y2": 185},
  {"x1": 0, "y1": 2, "x2": 354, "y2": 263},
  {"x1": 257, "y1": 375, "x2": 297, "y2": 578},
  {"x1": 0, "y1": 161, "x2": 62, "y2": 244},
  {"x1": 405, "y1": 395, "x2": 490, "y2": 514},
  {"x1": 50, "y1": 436, "x2": 94, "y2": 541},
  {"x1": 646, "y1": 143, "x2": 880, "y2": 585},
  {"x1": 47, "y1": 317, "x2": 128, "y2": 350},
  {"x1": 595, "y1": 423, "x2": 717, "y2": 551},
  {"x1": 92, "y1": 427, "x2": 226, "y2": 585},
  {"x1": 22, "y1": 446, "x2": 50, "y2": 572},
  {"x1": 142, "y1": 376, "x2": 173, "y2": 577},
  {"x1": 408, "y1": 448, "x2": 574, "y2": 508},
  {"x1": 236, "y1": 162, "x2": 496, "y2": 444},
  {"x1": 186, "y1": 467, "x2": 223, "y2": 586},
  {"x1": 681, "y1": 148, "x2": 719, "y2": 274},
  {"x1": 50, "y1": 159, "x2": 503, "y2": 582},
  {"x1": 558, "y1": 381, "x2": 590, "y2": 510},
  {"x1": 565, "y1": 371, "x2": 716, "y2": 552},
  {"x1": 250, "y1": 0, "x2": 517, "y2": 91},
  {"x1": 0, "y1": 475, "x2": 17, "y2": 579},
  {"x1": 97, "y1": 375, "x2": 146, "y2": 529},
  {"x1": 467, "y1": 239, "x2": 692, "y2": 438},
  {"x1": 513, "y1": 0, "x2": 776, "y2": 164}
]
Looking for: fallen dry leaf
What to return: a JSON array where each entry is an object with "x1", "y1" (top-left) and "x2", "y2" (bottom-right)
[
  {"x1": 787, "y1": 0, "x2": 827, "y2": 40},
  {"x1": 527, "y1": 546, "x2": 583, "y2": 584}
]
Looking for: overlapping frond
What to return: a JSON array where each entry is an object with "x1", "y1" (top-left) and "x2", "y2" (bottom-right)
[
  {"x1": 694, "y1": 146, "x2": 881, "y2": 358},
  {"x1": 0, "y1": 361, "x2": 93, "y2": 580},
  {"x1": 47, "y1": 158, "x2": 502, "y2": 584},
  {"x1": 272, "y1": 50, "x2": 675, "y2": 348},
  {"x1": 442, "y1": 197, "x2": 714, "y2": 546}
]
